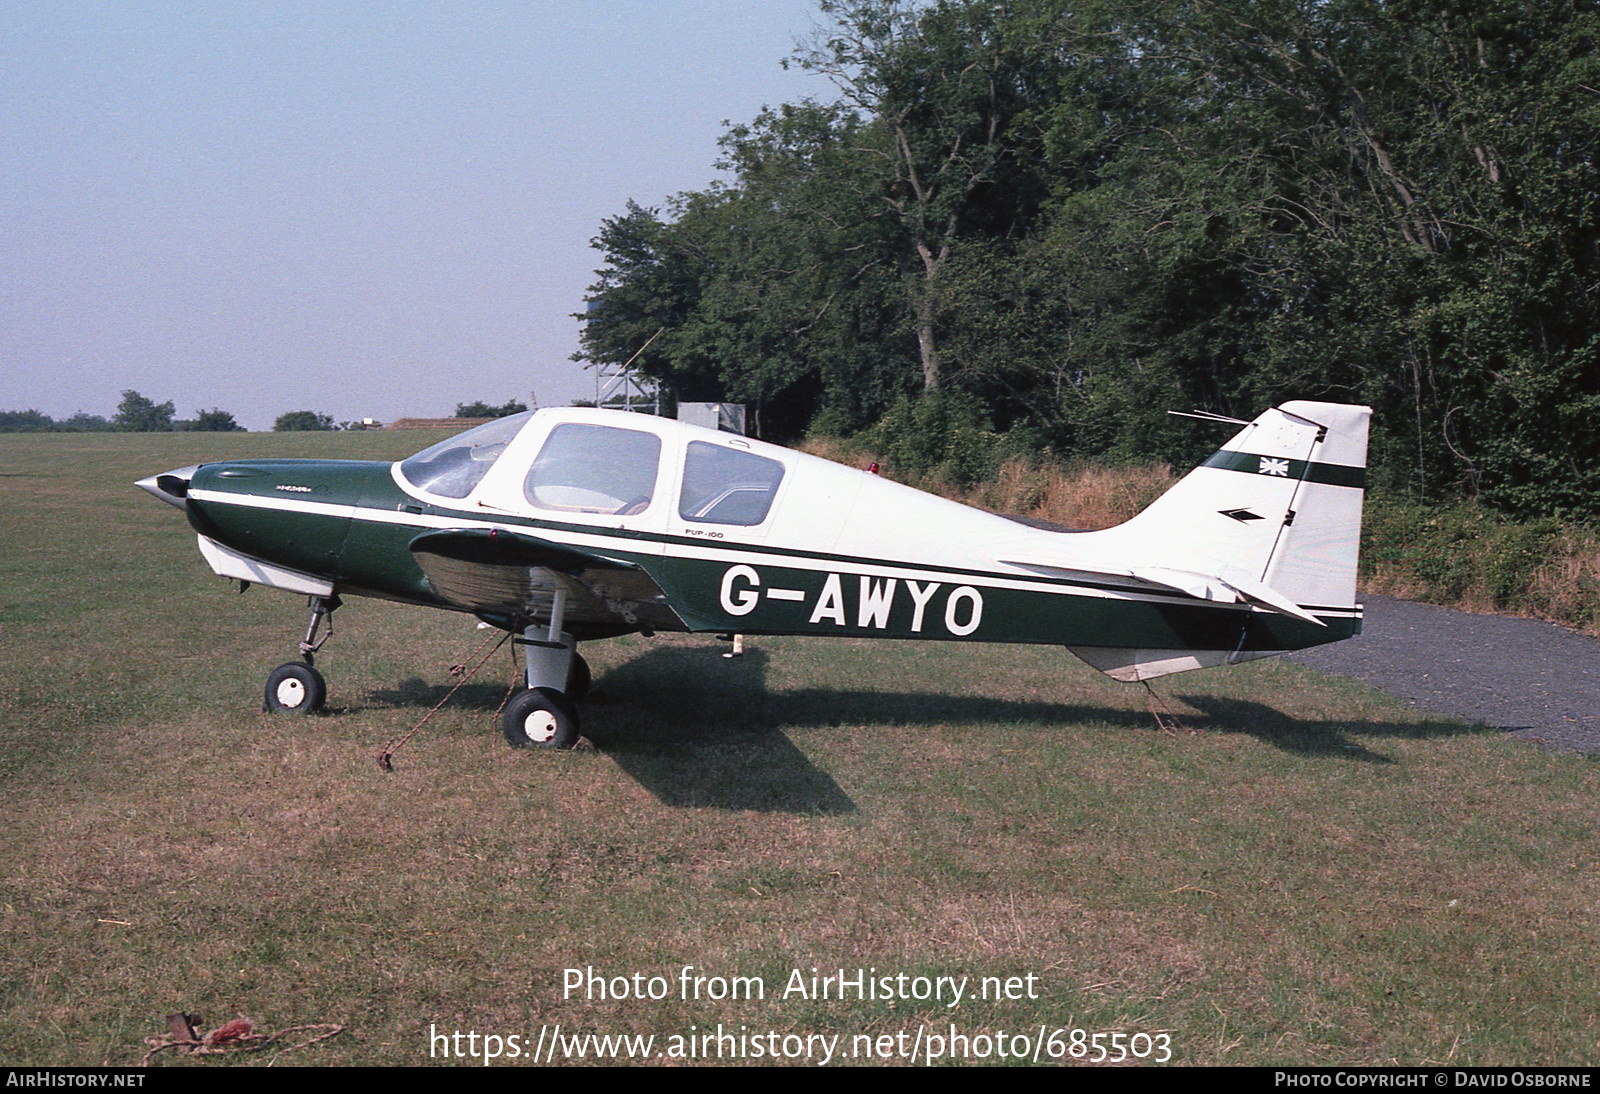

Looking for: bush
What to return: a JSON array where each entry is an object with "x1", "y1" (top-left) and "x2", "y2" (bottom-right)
[
  {"x1": 1362, "y1": 496, "x2": 1570, "y2": 615},
  {"x1": 186, "y1": 408, "x2": 244, "y2": 432},
  {"x1": 455, "y1": 400, "x2": 528, "y2": 418},
  {"x1": 274, "y1": 410, "x2": 336, "y2": 432},
  {"x1": 860, "y1": 392, "x2": 999, "y2": 486},
  {"x1": 0, "y1": 410, "x2": 54, "y2": 433},
  {"x1": 113, "y1": 391, "x2": 175, "y2": 432}
]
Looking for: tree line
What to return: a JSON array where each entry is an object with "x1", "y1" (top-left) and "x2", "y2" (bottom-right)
[
  {"x1": 0, "y1": 392, "x2": 245, "y2": 433},
  {"x1": 1, "y1": 393, "x2": 530, "y2": 433},
  {"x1": 578, "y1": 0, "x2": 1600, "y2": 519}
]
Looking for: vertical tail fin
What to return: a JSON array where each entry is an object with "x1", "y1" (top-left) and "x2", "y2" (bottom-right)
[
  {"x1": 1111, "y1": 400, "x2": 1369, "y2": 607},
  {"x1": 1062, "y1": 401, "x2": 1369, "y2": 681}
]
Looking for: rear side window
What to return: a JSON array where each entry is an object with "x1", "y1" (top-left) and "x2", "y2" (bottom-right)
[
  {"x1": 678, "y1": 441, "x2": 785, "y2": 526},
  {"x1": 524, "y1": 423, "x2": 662, "y2": 514}
]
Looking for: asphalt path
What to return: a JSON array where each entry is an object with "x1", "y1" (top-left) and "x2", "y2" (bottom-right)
[{"x1": 1288, "y1": 594, "x2": 1600, "y2": 755}]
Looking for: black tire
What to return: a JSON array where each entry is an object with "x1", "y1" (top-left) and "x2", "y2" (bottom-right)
[
  {"x1": 264, "y1": 662, "x2": 326, "y2": 714},
  {"x1": 502, "y1": 686, "x2": 580, "y2": 750},
  {"x1": 566, "y1": 652, "x2": 591, "y2": 702}
]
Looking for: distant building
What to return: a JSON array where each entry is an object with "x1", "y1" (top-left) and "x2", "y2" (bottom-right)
[
  {"x1": 676, "y1": 403, "x2": 747, "y2": 436},
  {"x1": 389, "y1": 417, "x2": 490, "y2": 430}
]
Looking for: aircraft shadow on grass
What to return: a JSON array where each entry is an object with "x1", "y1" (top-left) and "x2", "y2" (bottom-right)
[
  {"x1": 364, "y1": 650, "x2": 852, "y2": 813},
  {"x1": 1174, "y1": 694, "x2": 1488, "y2": 763},
  {"x1": 366, "y1": 644, "x2": 1484, "y2": 805}
]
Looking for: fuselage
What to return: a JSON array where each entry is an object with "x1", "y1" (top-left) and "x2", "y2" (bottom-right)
[{"x1": 145, "y1": 406, "x2": 1363, "y2": 672}]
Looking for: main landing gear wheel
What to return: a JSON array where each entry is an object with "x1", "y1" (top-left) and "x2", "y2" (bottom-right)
[
  {"x1": 264, "y1": 661, "x2": 327, "y2": 714},
  {"x1": 502, "y1": 686, "x2": 580, "y2": 750}
]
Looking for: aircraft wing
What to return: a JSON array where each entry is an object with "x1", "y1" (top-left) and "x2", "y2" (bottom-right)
[{"x1": 408, "y1": 528, "x2": 685, "y2": 635}]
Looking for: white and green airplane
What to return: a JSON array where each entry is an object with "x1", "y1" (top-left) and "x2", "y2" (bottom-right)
[{"x1": 137, "y1": 400, "x2": 1369, "y2": 750}]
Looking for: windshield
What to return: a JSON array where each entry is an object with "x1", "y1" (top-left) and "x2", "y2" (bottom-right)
[{"x1": 398, "y1": 412, "x2": 535, "y2": 499}]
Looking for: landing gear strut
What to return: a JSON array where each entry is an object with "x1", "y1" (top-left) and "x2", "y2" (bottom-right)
[
  {"x1": 502, "y1": 588, "x2": 585, "y2": 749},
  {"x1": 263, "y1": 594, "x2": 341, "y2": 714},
  {"x1": 297, "y1": 594, "x2": 341, "y2": 661}
]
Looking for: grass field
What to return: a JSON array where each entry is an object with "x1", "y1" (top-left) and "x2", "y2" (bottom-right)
[{"x1": 3, "y1": 430, "x2": 1599, "y2": 1067}]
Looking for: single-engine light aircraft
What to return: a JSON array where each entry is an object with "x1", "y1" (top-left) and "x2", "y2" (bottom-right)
[{"x1": 137, "y1": 400, "x2": 1369, "y2": 749}]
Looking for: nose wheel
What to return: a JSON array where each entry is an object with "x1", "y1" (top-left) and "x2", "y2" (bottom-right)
[
  {"x1": 263, "y1": 594, "x2": 340, "y2": 714},
  {"x1": 264, "y1": 661, "x2": 327, "y2": 714}
]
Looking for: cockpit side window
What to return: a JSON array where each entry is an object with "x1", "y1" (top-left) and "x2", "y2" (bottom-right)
[
  {"x1": 678, "y1": 441, "x2": 785, "y2": 526},
  {"x1": 524, "y1": 423, "x2": 662, "y2": 515},
  {"x1": 398, "y1": 412, "x2": 535, "y2": 499}
]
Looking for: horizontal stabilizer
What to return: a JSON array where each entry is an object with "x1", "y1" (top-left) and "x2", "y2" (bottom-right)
[
  {"x1": 1136, "y1": 566, "x2": 1325, "y2": 626},
  {"x1": 1067, "y1": 646, "x2": 1246, "y2": 682},
  {"x1": 998, "y1": 558, "x2": 1324, "y2": 625}
]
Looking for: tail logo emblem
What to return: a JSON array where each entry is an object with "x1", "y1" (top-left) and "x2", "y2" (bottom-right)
[{"x1": 1258, "y1": 457, "x2": 1290, "y2": 477}]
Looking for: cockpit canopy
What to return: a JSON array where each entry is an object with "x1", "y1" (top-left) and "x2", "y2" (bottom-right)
[{"x1": 396, "y1": 410, "x2": 788, "y2": 527}]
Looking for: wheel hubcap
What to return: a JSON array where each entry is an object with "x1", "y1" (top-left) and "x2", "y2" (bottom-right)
[
  {"x1": 276, "y1": 679, "x2": 306, "y2": 708},
  {"x1": 524, "y1": 710, "x2": 558, "y2": 743}
]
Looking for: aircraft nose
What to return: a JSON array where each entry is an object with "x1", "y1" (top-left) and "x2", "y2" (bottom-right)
[{"x1": 135, "y1": 465, "x2": 200, "y2": 509}]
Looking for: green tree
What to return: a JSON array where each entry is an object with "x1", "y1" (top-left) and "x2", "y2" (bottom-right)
[
  {"x1": 578, "y1": 0, "x2": 1600, "y2": 514},
  {"x1": 185, "y1": 408, "x2": 244, "y2": 432},
  {"x1": 796, "y1": 0, "x2": 1071, "y2": 392},
  {"x1": 113, "y1": 390, "x2": 175, "y2": 432},
  {"x1": 578, "y1": 201, "x2": 710, "y2": 397},
  {"x1": 0, "y1": 410, "x2": 55, "y2": 432},
  {"x1": 273, "y1": 410, "x2": 336, "y2": 432},
  {"x1": 455, "y1": 399, "x2": 528, "y2": 418},
  {"x1": 578, "y1": 105, "x2": 914, "y2": 438},
  {"x1": 933, "y1": 0, "x2": 1600, "y2": 509},
  {"x1": 581, "y1": 1, "x2": 1087, "y2": 435},
  {"x1": 1081, "y1": 0, "x2": 1600, "y2": 512},
  {"x1": 59, "y1": 412, "x2": 113, "y2": 432}
]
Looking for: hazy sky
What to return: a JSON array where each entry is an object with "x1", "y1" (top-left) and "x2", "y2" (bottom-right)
[{"x1": 1, "y1": 1, "x2": 830, "y2": 429}]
